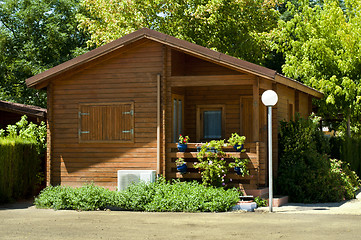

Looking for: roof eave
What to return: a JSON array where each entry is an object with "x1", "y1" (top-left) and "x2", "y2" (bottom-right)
[{"x1": 275, "y1": 74, "x2": 324, "y2": 99}]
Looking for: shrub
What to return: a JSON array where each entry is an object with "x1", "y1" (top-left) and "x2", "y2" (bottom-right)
[
  {"x1": 254, "y1": 196, "x2": 267, "y2": 208},
  {"x1": 34, "y1": 184, "x2": 115, "y2": 210},
  {"x1": 2, "y1": 115, "x2": 47, "y2": 154},
  {"x1": 0, "y1": 138, "x2": 40, "y2": 203},
  {"x1": 276, "y1": 114, "x2": 360, "y2": 203},
  {"x1": 34, "y1": 179, "x2": 240, "y2": 212},
  {"x1": 330, "y1": 136, "x2": 361, "y2": 177}
]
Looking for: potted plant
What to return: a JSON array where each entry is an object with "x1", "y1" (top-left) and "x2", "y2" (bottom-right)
[
  {"x1": 229, "y1": 157, "x2": 249, "y2": 176},
  {"x1": 176, "y1": 157, "x2": 187, "y2": 174},
  {"x1": 177, "y1": 135, "x2": 190, "y2": 152},
  {"x1": 227, "y1": 133, "x2": 246, "y2": 152}
]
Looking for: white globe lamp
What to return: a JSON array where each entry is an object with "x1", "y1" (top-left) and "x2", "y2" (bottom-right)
[
  {"x1": 261, "y1": 90, "x2": 278, "y2": 107},
  {"x1": 261, "y1": 89, "x2": 278, "y2": 212}
]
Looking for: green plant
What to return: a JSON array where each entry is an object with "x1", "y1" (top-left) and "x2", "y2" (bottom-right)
[
  {"x1": 0, "y1": 138, "x2": 40, "y2": 203},
  {"x1": 254, "y1": 196, "x2": 267, "y2": 208},
  {"x1": 34, "y1": 179, "x2": 241, "y2": 212},
  {"x1": 194, "y1": 140, "x2": 228, "y2": 187},
  {"x1": 276, "y1": 114, "x2": 361, "y2": 203},
  {"x1": 2, "y1": 115, "x2": 47, "y2": 154},
  {"x1": 330, "y1": 159, "x2": 360, "y2": 199},
  {"x1": 175, "y1": 157, "x2": 186, "y2": 166},
  {"x1": 229, "y1": 157, "x2": 250, "y2": 177},
  {"x1": 178, "y1": 135, "x2": 190, "y2": 144},
  {"x1": 227, "y1": 133, "x2": 246, "y2": 150}
]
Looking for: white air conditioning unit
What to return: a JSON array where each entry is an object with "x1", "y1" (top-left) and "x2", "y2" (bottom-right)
[{"x1": 117, "y1": 170, "x2": 156, "y2": 191}]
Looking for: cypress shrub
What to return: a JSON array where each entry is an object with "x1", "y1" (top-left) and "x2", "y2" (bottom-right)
[{"x1": 0, "y1": 138, "x2": 40, "y2": 203}]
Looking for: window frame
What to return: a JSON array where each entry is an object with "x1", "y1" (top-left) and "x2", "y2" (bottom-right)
[
  {"x1": 171, "y1": 94, "x2": 184, "y2": 143},
  {"x1": 196, "y1": 104, "x2": 225, "y2": 142}
]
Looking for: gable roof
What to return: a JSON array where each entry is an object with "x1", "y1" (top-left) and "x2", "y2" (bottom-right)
[
  {"x1": 0, "y1": 100, "x2": 47, "y2": 120},
  {"x1": 26, "y1": 28, "x2": 323, "y2": 98}
]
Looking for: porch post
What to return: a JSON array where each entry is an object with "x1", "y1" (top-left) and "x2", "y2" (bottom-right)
[{"x1": 252, "y1": 77, "x2": 260, "y2": 142}]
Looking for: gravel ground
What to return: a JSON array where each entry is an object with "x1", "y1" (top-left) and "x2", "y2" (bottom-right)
[{"x1": 0, "y1": 191, "x2": 360, "y2": 239}]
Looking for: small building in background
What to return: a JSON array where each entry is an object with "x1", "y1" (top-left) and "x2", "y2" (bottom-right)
[{"x1": 0, "y1": 100, "x2": 47, "y2": 129}]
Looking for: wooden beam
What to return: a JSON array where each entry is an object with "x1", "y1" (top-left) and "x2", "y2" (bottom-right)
[
  {"x1": 295, "y1": 90, "x2": 299, "y2": 113},
  {"x1": 253, "y1": 77, "x2": 260, "y2": 142},
  {"x1": 157, "y1": 74, "x2": 161, "y2": 175},
  {"x1": 162, "y1": 45, "x2": 168, "y2": 177},
  {"x1": 170, "y1": 75, "x2": 254, "y2": 87},
  {"x1": 46, "y1": 83, "x2": 53, "y2": 186}
]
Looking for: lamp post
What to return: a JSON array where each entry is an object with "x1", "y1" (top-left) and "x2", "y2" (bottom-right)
[{"x1": 261, "y1": 90, "x2": 278, "y2": 212}]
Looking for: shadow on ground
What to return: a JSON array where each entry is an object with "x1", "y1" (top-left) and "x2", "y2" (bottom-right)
[{"x1": 0, "y1": 199, "x2": 34, "y2": 210}]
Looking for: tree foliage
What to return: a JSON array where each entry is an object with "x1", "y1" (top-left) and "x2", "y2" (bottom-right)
[
  {"x1": 77, "y1": 0, "x2": 280, "y2": 65},
  {"x1": 0, "y1": 0, "x2": 90, "y2": 107},
  {"x1": 269, "y1": 0, "x2": 361, "y2": 135}
]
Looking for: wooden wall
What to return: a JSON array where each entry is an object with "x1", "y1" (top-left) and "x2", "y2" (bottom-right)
[{"x1": 49, "y1": 39, "x2": 163, "y2": 189}]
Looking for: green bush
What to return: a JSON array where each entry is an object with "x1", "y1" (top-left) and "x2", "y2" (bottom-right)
[
  {"x1": 0, "y1": 138, "x2": 40, "y2": 203},
  {"x1": 0, "y1": 115, "x2": 47, "y2": 154},
  {"x1": 34, "y1": 179, "x2": 241, "y2": 212},
  {"x1": 276, "y1": 114, "x2": 360, "y2": 203},
  {"x1": 330, "y1": 137, "x2": 361, "y2": 177},
  {"x1": 254, "y1": 196, "x2": 267, "y2": 208},
  {"x1": 34, "y1": 184, "x2": 115, "y2": 210}
]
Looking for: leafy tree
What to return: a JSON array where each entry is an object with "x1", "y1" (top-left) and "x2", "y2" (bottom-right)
[
  {"x1": 269, "y1": 0, "x2": 361, "y2": 136},
  {"x1": 0, "y1": 0, "x2": 90, "y2": 107},
  {"x1": 77, "y1": 0, "x2": 280, "y2": 65}
]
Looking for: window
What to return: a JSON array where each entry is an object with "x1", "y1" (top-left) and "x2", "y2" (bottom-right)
[
  {"x1": 78, "y1": 102, "x2": 134, "y2": 143},
  {"x1": 172, "y1": 94, "x2": 184, "y2": 142},
  {"x1": 196, "y1": 105, "x2": 225, "y2": 141}
]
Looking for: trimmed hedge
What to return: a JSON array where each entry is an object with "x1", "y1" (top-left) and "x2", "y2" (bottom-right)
[
  {"x1": 0, "y1": 138, "x2": 41, "y2": 203},
  {"x1": 34, "y1": 180, "x2": 241, "y2": 212}
]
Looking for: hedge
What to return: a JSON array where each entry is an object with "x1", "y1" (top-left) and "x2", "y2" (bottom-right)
[
  {"x1": 34, "y1": 180, "x2": 241, "y2": 212},
  {"x1": 0, "y1": 138, "x2": 41, "y2": 203}
]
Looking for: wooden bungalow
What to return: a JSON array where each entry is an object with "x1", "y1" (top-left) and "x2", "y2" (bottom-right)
[{"x1": 26, "y1": 28, "x2": 323, "y2": 192}]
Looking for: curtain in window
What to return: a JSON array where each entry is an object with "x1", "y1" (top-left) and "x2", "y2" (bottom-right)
[{"x1": 203, "y1": 110, "x2": 222, "y2": 139}]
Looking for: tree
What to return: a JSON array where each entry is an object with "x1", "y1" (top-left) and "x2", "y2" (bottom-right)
[
  {"x1": 77, "y1": 0, "x2": 280, "y2": 65},
  {"x1": 0, "y1": 0, "x2": 90, "y2": 107},
  {"x1": 269, "y1": 0, "x2": 361, "y2": 136}
]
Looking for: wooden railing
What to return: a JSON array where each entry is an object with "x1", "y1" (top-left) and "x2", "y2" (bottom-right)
[{"x1": 166, "y1": 142, "x2": 265, "y2": 190}]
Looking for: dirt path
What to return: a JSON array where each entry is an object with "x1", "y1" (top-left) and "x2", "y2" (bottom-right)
[{"x1": 1, "y1": 203, "x2": 361, "y2": 240}]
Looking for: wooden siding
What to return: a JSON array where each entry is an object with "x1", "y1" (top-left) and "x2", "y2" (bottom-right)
[
  {"x1": 170, "y1": 49, "x2": 242, "y2": 76},
  {"x1": 298, "y1": 91, "x2": 310, "y2": 118},
  {"x1": 50, "y1": 40, "x2": 163, "y2": 189},
  {"x1": 277, "y1": 85, "x2": 295, "y2": 122}
]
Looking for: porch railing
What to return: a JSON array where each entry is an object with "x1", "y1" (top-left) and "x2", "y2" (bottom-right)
[{"x1": 166, "y1": 142, "x2": 266, "y2": 190}]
